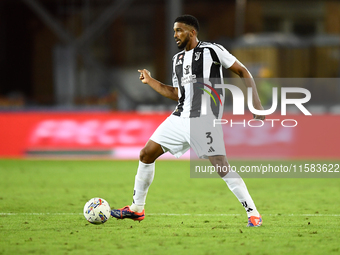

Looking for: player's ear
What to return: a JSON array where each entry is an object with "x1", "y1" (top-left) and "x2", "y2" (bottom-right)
[{"x1": 190, "y1": 29, "x2": 196, "y2": 38}]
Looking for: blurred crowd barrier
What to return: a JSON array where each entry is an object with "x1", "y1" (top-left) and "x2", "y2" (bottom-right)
[
  {"x1": 1, "y1": 34, "x2": 339, "y2": 111},
  {"x1": 0, "y1": 112, "x2": 339, "y2": 159},
  {"x1": 226, "y1": 34, "x2": 340, "y2": 78}
]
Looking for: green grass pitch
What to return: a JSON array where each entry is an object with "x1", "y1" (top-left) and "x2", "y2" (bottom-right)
[{"x1": 0, "y1": 159, "x2": 339, "y2": 255}]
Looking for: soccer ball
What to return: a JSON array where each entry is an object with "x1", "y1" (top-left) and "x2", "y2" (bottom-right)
[{"x1": 83, "y1": 198, "x2": 111, "y2": 224}]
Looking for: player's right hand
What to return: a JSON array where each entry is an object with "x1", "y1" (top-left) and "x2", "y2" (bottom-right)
[{"x1": 138, "y1": 69, "x2": 151, "y2": 84}]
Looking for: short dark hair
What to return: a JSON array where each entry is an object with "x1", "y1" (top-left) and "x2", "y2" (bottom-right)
[{"x1": 174, "y1": 15, "x2": 200, "y2": 33}]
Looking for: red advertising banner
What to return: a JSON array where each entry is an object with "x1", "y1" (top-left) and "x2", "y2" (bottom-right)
[
  {"x1": 220, "y1": 115, "x2": 340, "y2": 159},
  {"x1": 0, "y1": 112, "x2": 339, "y2": 159},
  {"x1": 0, "y1": 112, "x2": 166, "y2": 158}
]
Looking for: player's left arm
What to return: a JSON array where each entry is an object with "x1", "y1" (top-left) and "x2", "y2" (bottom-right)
[{"x1": 228, "y1": 60, "x2": 265, "y2": 120}]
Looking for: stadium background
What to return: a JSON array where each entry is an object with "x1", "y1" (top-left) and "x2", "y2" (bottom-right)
[
  {"x1": 1, "y1": 2, "x2": 340, "y2": 254},
  {"x1": 0, "y1": 0, "x2": 340, "y2": 159}
]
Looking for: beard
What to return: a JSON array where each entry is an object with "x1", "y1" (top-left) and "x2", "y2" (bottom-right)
[{"x1": 176, "y1": 34, "x2": 190, "y2": 50}]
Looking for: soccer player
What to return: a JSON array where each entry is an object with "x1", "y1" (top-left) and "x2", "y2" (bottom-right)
[{"x1": 111, "y1": 15, "x2": 264, "y2": 227}]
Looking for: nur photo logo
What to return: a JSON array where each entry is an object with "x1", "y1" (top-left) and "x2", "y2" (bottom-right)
[{"x1": 200, "y1": 82, "x2": 312, "y2": 127}]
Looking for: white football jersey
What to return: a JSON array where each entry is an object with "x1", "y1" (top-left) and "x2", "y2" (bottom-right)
[{"x1": 172, "y1": 41, "x2": 236, "y2": 118}]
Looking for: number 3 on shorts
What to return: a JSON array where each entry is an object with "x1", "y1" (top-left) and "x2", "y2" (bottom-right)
[{"x1": 206, "y1": 132, "x2": 213, "y2": 145}]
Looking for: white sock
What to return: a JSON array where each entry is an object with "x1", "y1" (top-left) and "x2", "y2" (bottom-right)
[
  {"x1": 131, "y1": 161, "x2": 155, "y2": 212},
  {"x1": 222, "y1": 170, "x2": 259, "y2": 217}
]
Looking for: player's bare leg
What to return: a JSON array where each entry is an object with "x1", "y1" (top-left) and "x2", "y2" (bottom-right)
[
  {"x1": 209, "y1": 155, "x2": 262, "y2": 227},
  {"x1": 140, "y1": 140, "x2": 165, "y2": 164},
  {"x1": 111, "y1": 140, "x2": 164, "y2": 221},
  {"x1": 209, "y1": 155, "x2": 229, "y2": 177}
]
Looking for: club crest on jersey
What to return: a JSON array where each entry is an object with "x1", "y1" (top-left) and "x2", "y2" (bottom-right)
[
  {"x1": 194, "y1": 52, "x2": 201, "y2": 61},
  {"x1": 184, "y1": 65, "x2": 191, "y2": 75}
]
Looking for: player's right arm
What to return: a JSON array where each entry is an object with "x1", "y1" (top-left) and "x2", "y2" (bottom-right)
[{"x1": 138, "y1": 69, "x2": 178, "y2": 101}]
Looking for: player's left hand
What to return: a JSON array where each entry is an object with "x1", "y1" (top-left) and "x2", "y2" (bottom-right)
[
  {"x1": 252, "y1": 103, "x2": 265, "y2": 120},
  {"x1": 253, "y1": 114, "x2": 265, "y2": 121}
]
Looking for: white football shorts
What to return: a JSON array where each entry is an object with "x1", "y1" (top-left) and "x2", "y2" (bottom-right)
[{"x1": 150, "y1": 114, "x2": 226, "y2": 159}]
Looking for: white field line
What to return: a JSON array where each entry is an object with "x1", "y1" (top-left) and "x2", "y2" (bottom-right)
[
  {"x1": 149, "y1": 213, "x2": 340, "y2": 217},
  {"x1": 0, "y1": 213, "x2": 340, "y2": 217}
]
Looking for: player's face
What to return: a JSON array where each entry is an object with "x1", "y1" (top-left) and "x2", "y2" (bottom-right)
[{"x1": 174, "y1": 22, "x2": 192, "y2": 50}]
